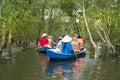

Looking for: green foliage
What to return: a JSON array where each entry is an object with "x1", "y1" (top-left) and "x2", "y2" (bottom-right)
[
  {"x1": 0, "y1": 0, "x2": 119, "y2": 47},
  {"x1": 1, "y1": 52, "x2": 10, "y2": 59},
  {"x1": 60, "y1": 0, "x2": 76, "y2": 17}
]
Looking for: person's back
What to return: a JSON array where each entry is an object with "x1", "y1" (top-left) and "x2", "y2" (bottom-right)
[
  {"x1": 71, "y1": 40, "x2": 80, "y2": 50},
  {"x1": 39, "y1": 37, "x2": 48, "y2": 47},
  {"x1": 61, "y1": 42, "x2": 74, "y2": 54},
  {"x1": 71, "y1": 40, "x2": 80, "y2": 52},
  {"x1": 48, "y1": 36, "x2": 57, "y2": 48},
  {"x1": 48, "y1": 37, "x2": 53, "y2": 48},
  {"x1": 57, "y1": 36, "x2": 64, "y2": 50},
  {"x1": 82, "y1": 37, "x2": 86, "y2": 43},
  {"x1": 57, "y1": 40, "x2": 62, "y2": 50},
  {"x1": 61, "y1": 35, "x2": 74, "y2": 54},
  {"x1": 38, "y1": 33, "x2": 48, "y2": 47},
  {"x1": 77, "y1": 38, "x2": 84, "y2": 51}
]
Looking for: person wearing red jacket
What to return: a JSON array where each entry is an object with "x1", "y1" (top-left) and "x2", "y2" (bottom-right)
[{"x1": 38, "y1": 33, "x2": 48, "y2": 48}]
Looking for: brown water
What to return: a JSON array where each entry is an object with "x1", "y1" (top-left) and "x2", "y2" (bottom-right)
[{"x1": 0, "y1": 49, "x2": 120, "y2": 80}]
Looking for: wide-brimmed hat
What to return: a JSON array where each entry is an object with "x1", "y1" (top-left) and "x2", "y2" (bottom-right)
[
  {"x1": 41, "y1": 33, "x2": 47, "y2": 37},
  {"x1": 61, "y1": 35, "x2": 72, "y2": 42}
]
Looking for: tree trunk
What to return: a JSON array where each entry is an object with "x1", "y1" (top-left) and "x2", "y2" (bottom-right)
[
  {"x1": 82, "y1": 0, "x2": 100, "y2": 58},
  {"x1": 101, "y1": 25, "x2": 117, "y2": 56},
  {"x1": 72, "y1": 17, "x2": 79, "y2": 33},
  {"x1": 36, "y1": 0, "x2": 46, "y2": 44},
  {"x1": 7, "y1": 27, "x2": 12, "y2": 56},
  {"x1": 0, "y1": 24, "x2": 6, "y2": 58},
  {"x1": 0, "y1": 0, "x2": 5, "y2": 18},
  {"x1": 23, "y1": 32, "x2": 29, "y2": 51},
  {"x1": 48, "y1": 7, "x2": 54, "y2": 35}
]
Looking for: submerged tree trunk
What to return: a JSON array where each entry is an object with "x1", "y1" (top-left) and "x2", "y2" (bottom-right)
[
  {"x1": 82, "y1": 1, "x2": 100, "y2": 58},
  {"x1": 0, "y1": 24, "x2": 6, "y2": 58},
  {"x1": 23, "y1": 32, "x2": 29, "y2": 51},
  {"x1": 101, "y1": 25, "x2": 117, "y2": 56},
  {"x1": 7, "y1": 27, "x2": 12, "y2": 56},
  {"x1": 95, "y1": 19, "x2": 117, "y2": 56}
]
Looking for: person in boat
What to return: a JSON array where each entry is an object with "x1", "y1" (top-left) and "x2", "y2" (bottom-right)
[
  {"x1": 82, "y1": 37, "x2": 86, "y2": 44},
  {"x1": 55, "y1": 35, "x2": 65, "y2": 52},
  {"x1": 61, "y1": 35, "x2": 74, "y2": 54},
  {"x1": 56, "y1": 37, "x2": 62, "y2": 49},
  {"x1": 47, "y1": 35, "x2": 56, "y2": 48},
  {"x1": 71, "y1": 38, "x2": 80, "y2": 53},
  {"x1": 56, "y1": 35, "x2": 65, "y2": 49},
  {"x1": 73, "y1": 33, "x2": 79, "y2": 40},
  {"x1": 71, "y1": 33, "x2": 85, "y2": 52},
  {"x1": 77, "y1": 36, "x2": 84, "y2": 51},
  {"x1": 38, "y1": 33, "x2": 48, "y2": 48}
]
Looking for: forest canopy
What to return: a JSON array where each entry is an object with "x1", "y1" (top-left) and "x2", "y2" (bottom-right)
[{"x1": 0, "y1": 0, "x2": 120, "y2": 58}]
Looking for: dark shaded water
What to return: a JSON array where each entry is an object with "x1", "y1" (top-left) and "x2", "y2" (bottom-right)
[{"x1": 0, "y1": 49, "x2": 120, "y2": 80}]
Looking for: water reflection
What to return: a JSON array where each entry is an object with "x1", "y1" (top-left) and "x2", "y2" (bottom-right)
[
  {"x1": 39, "y1": 52, "x2": 120, "y2": 80},
  {"x1": 45, "y1": 60, "x2": 74, "y2": 77},
  {"x1": 38, "y1": 53, "x2": 49, "y2": 72},
  {"x1": 39, "y1": 53, "x2": 85, "y2": 80},
  {"x1": 1, "y1": 50, "x2": 120, "y2": 80},
  {"x1": 46, "y1": 59, "x2": 85, "y2": 80}
]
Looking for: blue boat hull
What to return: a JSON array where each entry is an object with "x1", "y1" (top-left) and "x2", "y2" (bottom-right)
[
  {"x1": 47, "y1": 48, "x2": 86, "y2": 60},
  {"x1": 39, "y1": 46, "x2": 51, "y2": 53}
]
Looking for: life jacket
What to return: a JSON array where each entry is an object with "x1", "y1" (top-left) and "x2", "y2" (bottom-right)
[
  {"x1": 71, "y1": 40, "x2": 80, "y2": 52},
  {"x1": 48, "y1": 38, "x2": 53, "y2": 47},
  {"x1": 77, "y1": 38, "x2": 84, "y2": 49}
]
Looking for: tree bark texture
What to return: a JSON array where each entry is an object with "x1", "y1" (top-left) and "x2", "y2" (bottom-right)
[
  {"x1": 101, "y1": 25, "x2": 117, "y2": 56},
  {"x1": 36, "y1": 0, "x2": 46, "y2": 44},
  {"x1": 82, "y1": 0, "x2": 100, "y2": 58},
  {"x1": 7, "y1": 27, "x2": 12, "y2": 56},
  {"x1": 0, "y1": 24, "x2": 6, "y2": 57}
]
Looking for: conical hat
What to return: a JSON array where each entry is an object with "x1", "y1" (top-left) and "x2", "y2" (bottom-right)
[
  {"x1": 41, "y1": 33, "x2": 47, "y2": 37},
  {"x1": 61, "y1": 35, "x2": 72, "y2": 42}
]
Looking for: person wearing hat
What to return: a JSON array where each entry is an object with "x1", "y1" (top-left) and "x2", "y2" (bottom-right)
[
  {"x1": 61, "y1": 35, "x2": 74, "y2": 54},
  {"x1": 38, "y1": 33, "x2": 48, "y2": 48}
]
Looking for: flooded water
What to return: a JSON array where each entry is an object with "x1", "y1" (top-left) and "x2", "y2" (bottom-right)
[{"x1": 0, "y1": 49, "x2": 120, "y2": 80}]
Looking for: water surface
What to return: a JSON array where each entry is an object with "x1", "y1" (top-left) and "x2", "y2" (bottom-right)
[{"x1": 0, "y1": 50, "x2": 120, "y2": 80}]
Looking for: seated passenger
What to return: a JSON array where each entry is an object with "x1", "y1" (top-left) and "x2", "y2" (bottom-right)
[
  {"x1": 56, "y1": 35, "x2": 65, "y2": 52},
  {"x1": 56, "y1": 37, "x2": 62, "y2": 50},
  {"x1": 73, "y1": 33, "x2": 79, "y2": 40},
  {"x1": 38, "y1": 33, "x2": 48, "y2": 48},
  {"x1": 48, "y1": 36, "x2": 54, "y2": 48},
  {"x1": 77, "y1": 36, "x2": 84, "y2": 51},
  {"x1": 82, "y1": 37, "x2": 86, "y2": 43},
  {"x1": 61, "y1": 35, "x2": 74, "y2": 54},
  {"x1": 71, "y1": 39, "x2": 80, "y2": 53}
]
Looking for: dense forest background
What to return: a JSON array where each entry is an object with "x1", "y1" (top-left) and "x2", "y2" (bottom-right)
[{"x1": 0, "y1": 0, "x2": 120, "y2": 59}]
